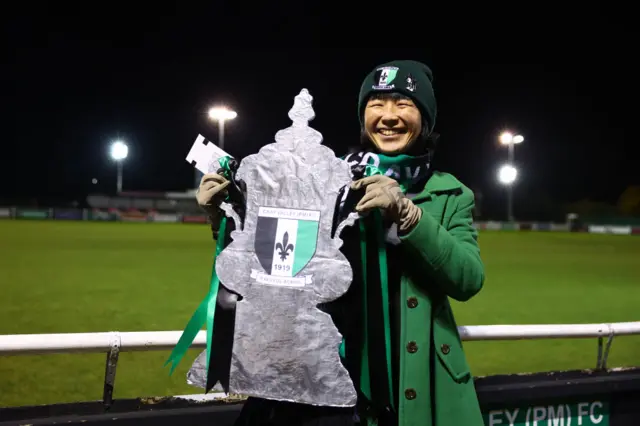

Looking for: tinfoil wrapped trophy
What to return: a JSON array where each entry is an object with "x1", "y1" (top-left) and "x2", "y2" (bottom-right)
[{"x1": 169, "y1": 89, "x2": 361, "y2": 407}]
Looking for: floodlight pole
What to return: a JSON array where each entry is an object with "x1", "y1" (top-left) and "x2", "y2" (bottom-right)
[
  {"x1": 507, "y1": 143, "x2": 514, "y2": 222},
  {"x1": 117, "y1": 161, "x2": 123, "y2": 194},
  {"x1": 506, "y1": 183, "x2": 514, "y2": 223},
  {"x1": 216, "y1": 119, "x2": 225, "y2": 151}
]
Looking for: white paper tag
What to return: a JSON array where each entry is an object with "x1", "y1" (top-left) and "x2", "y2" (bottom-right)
[{"x1": 186, "y1": 134, "x2": 233, "y2": 174}]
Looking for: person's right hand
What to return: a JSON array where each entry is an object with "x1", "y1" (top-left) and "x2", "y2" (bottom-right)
[{"x1": 197, "y1": 173, "x2": 230, "y2": 214}]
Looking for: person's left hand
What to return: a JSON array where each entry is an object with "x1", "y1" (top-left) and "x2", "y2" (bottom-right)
[{"x1": 351, "y1": 175, "x2": 422, "y2": 232}]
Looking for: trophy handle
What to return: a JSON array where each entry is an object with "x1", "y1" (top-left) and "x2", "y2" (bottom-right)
[
  {"x1": 218, "y1": 201, "x2": 244, "y2": 231},
  {"x1": 334, "y1": 211, "x2": 361, "y2": 240},
  {"x1": 331, "y1": 165, "x2": 367, "y2": 240}
]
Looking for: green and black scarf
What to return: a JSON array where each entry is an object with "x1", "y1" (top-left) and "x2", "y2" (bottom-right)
[{"x1": 338, "y1": 151, "x2": 431, "y2": 418}]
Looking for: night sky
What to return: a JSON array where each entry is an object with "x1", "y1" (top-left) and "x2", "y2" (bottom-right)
[{"x1": 2, "y1": 7, "x2": 636, "y2": 220}]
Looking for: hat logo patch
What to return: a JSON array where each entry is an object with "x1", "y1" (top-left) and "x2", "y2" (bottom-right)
[
  {"x1": 373, "y1": 66, "x2": 398, "y2": 90},
  {"x1": 406, "y1": 74, "x2": 417, "y2": 92}
]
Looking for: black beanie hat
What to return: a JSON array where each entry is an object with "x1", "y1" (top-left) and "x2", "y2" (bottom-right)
[{"x1": 358, "y1": 60, "x2": 437, "y2": 136}]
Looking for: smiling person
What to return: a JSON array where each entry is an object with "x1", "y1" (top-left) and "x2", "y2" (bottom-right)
[
  {"x1": 197, "y1": 60, "x2": 485, "y2": 426},
  {"x1": 331, "y1": 60, "x2": 486, "y2": 426}
]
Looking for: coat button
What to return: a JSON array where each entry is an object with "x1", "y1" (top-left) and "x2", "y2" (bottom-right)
[
  {"x1": 407, "y1": 297, "x2": 418, "y2": 308},
  {"x1": 404, "y1": 388, "x2": 417, "y2": 400},
  {"x1": 441, "y1": 344, "x2": 450, "y2": 355},
  {"x1": 406, "y1": 341, "x2": 418, "y2": 353}
]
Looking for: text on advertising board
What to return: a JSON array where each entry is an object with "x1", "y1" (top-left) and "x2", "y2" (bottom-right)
[{"x1": 485, "y1": 400, "x2": 608, "y2": 426}]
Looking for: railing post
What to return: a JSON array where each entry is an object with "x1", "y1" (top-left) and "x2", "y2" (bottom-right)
[
  {"x1": 596, "y1": 324, "x2": 615, "y2": 370},
  {"x1": 103, "y1": 332, "x2": 121, "y2": 409}
]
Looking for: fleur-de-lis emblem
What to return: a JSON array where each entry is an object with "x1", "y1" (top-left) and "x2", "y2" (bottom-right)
[{"x1": 275, "y1": 232, "x2": 295, "y2": 261}]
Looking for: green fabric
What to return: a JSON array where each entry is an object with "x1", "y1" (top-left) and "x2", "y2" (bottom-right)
[
  {"x1": 358, "y1": 219, "x2": 372, "y2": 401},
  {"x1": 357, "y1": 168, "x2": 394, "y2": 405},
  {"x1": 340, "y1": 153, "x2": 431, "y2": 414},
  {"x1": 345, "y1": 168, "x2": 486, "y2": 425},
  {"x1": 401, "y1": 173, "x2": 485, "y2": 302},
  {"x1": 394, "y1": 172, "x2": 485, "y2": 426},
  {"x1": 373, "y1": 210, "x2": 393, "y2": 408},
  {"x1": 164, "y1": 156, "x2": 233, "y2": 377},
  {"x1": 353, "y1": 164, "x2": 396, "y2": 412},
  {"x1": 357, "y1": 60, "x2": 437, "y2": 135}
]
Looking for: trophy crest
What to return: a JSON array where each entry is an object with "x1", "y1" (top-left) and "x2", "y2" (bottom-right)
[{"x1": 187, "y1": 89, "x2": 359, "y2": 407}]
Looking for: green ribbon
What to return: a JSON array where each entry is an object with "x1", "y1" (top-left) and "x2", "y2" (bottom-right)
[
  {"x1": 164, "y1": 156, "x2": 232, "y2": 376},
  {"x1": 357, "y1": 165, "x2": 395, "y2": 412}
]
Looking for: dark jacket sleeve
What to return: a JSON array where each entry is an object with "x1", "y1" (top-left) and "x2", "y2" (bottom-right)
[{"x1": 398, "y1": 188, "x2": 485, "y2": 302}]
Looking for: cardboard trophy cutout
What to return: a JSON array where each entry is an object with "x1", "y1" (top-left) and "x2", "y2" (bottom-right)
[{"x1": 187, "y1": 89, "x2": 360, "y2": 407}]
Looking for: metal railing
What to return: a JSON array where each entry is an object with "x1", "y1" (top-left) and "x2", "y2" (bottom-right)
[{"x1": 2, "y1": 322, "x2": 639, "y2": 408}]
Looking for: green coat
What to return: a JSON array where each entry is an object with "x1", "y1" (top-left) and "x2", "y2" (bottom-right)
[{"x1": 392, "y1": 171, "x2": 485, "y2": 426}]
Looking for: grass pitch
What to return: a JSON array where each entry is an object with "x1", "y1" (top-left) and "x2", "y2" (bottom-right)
[{"x1": 1, "y1": 220, "x2": 639, "y2": 407}]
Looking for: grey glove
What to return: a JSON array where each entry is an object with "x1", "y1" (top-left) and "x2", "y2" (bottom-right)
[{"x1": 351, "y1": 175, "x2": 422, "y2": 233}]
